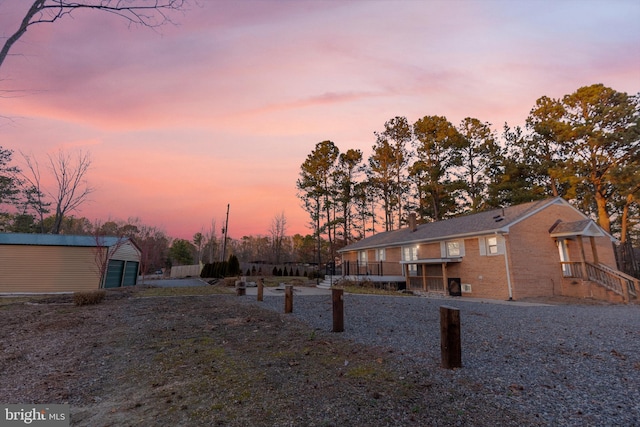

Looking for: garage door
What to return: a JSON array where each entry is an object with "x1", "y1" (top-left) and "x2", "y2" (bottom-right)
[
  {"x1": 123, "y1": 261, "x2": 139, "y2": 286},
  {"x1": 104, "y1": 260, "x2": 124, "y2": 288}
]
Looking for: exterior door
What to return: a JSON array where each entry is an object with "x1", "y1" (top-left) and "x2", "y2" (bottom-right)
[
  {"x1": 122, "y1": 261, "x2": 139, "y2": 286},
  {"x1": 557, "y1": 239, "x2": 571, "y2": 277},
  {"x1": 104, "y1": 260, "x2": 125, "y2": 288}
]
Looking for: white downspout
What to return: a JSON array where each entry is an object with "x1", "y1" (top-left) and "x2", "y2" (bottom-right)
[{"x1": 501, "y1": 233, "x2": 513, "y2": 301}]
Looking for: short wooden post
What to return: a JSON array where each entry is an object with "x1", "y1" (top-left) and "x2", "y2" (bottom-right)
[
  {"x1": 257, "y1": 278, "x2": 264, "y2": 302},
  {"x1": 284, "y1": 285, "x2": 293, "y2": 313},
  {"x1": 440, "y1": 306, "x2": 461, "y2": 369},
  {"x1": 332, "y1": 288, "x2": 344, "y2": 332},
  {"x1": 235, "y1": 280, "x2": 246, "y2": 296}
]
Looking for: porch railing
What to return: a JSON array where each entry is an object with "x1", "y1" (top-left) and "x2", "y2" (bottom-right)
[
  {"x1": 341, "y1": 260, "x2": 402, "y2": 276},
  {"x1": 407, "y1": 275, "x2": 445, "y2": 292},
  {"x1": 561, "y1": 261, "x2": 638, "y2": 301}
]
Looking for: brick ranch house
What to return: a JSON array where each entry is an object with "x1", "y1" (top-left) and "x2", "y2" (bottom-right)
[
  {"x1": 0, "y1": 233, "x2": 141, "y2": 293},
  {"x1": 337, "y1": 198, "x2": 638, "y2": 303}
]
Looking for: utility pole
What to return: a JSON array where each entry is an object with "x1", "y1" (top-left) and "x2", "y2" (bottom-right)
[{"x1": 221, "y1": 204, "x2": 230, "y2": 262}]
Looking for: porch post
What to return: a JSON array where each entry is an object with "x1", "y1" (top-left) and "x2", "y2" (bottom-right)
[
  {"x1": 578, "y1": 236, "x2": 588, "y2": 278},
  {"x1": 422, "y1": 264, "x2": 427, "y2": 291},
  {"x1": 589, "y1": 236, "x2": 599, "y2": 264},
  {"x1": 442, "y1": 262, "x2": 448, "y2": 295},
  {"x1": 404, "y1": 263, "x2": 410, "y2": 290}
]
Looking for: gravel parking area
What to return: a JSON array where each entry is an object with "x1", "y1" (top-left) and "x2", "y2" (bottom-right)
[{"x1": 247, "y1": 294, "x2": 640, "y2": 426}]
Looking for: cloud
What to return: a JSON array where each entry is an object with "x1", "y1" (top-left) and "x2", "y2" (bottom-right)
[{"x1": 1, "y1": 0, "x2": 638, "y2": 239}]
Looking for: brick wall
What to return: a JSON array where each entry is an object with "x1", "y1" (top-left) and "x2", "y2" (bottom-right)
[
  {"x1": 453, "y1": 237, "x2": 511, "y2": 300},
  {"x1": 506, "y1": 202, "x2": 580, "y2": 299}
]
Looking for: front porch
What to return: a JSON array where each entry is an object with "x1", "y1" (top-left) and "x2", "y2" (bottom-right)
[
  {"x1": 551, "y1": 220, "x2": 638, "y2": 303},
  {"x1": 401, "y1": 258, "x2": 463, "y2": 295}
]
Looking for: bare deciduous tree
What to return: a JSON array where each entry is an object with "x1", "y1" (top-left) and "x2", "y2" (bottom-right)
[
  {"x1": 49, "y1": 150, "x2": 94, "y2": 234},
  {"x1": 19, "y1": 151, "x2": 50, "y2": 232},
  {"x1": 21, "y1": 149, "x2": 94, "y2": 234},
  {"x1": 92, "y1": 224, "x2": 128, "y2": 288},
  {"x1": 1, "y1": 0, "x2": 186, "y2": 70},
  {"x1": 269, "y1": 211, "x2": 287, "y2": 264}
]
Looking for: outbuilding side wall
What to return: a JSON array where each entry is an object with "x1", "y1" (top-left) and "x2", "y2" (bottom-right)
[{"x1": 0, "y1": 245, "x2": 102, "y2": 293}]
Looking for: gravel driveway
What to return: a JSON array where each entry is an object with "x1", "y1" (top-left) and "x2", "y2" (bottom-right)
[{"x1": 247, "y1": 294, "x2": 640, "y2": 426}]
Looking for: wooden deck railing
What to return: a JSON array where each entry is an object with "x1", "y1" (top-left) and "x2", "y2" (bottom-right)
[
  {"x1": 561, "y1": 261, "x2": 638, "y2": 301},
  {"x1": 407, "y1": 276, "x2": 445, "y2": 292},
  {"x1": 341, "y1": 260, "x2": 402, "y2": 276}
]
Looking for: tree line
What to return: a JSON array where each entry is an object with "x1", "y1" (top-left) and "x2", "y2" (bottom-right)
[{"x1": 297, "y1": 84, "x2": 639, "y2": 264}]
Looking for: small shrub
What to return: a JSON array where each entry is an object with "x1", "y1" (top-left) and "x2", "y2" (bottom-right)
[
  {"x1": 307, "y1": 270, "x2": 324, "y2": 280},
  {"x1": 74, "y1": 290, "x2": 106, "y2": 306}
]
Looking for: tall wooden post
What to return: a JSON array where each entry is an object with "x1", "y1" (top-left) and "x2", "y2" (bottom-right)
[
  {"x1": 332, "y1": 288, "x2": 344, "y2": 332},
  {"x1": 257, "y1": 278, "x2": 264, "y2": 302},
  {"x1": 284, "y1": 285, "x2": 293, "y2": 313},
  {"x1": 440, "y1": 306, "x2": 461, "y2": 369}
]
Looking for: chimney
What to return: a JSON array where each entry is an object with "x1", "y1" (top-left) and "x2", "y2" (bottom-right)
[{"x1": 408, "y1": 213, "x2": 417, "y2": 232}]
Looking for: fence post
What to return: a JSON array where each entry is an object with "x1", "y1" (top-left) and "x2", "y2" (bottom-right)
[
  {"x1": 235, "y1": 279, "x2": 246, "y2": 296},
  {"x1": 332, "y1": 288, "x2": 344, "y2": 332},
  {"x1": 284, "y1": 284, "x2": 293, "y2": 313},
  {"x1": 440, "y1": 306, "x2": 461, "y2": 369},
  {"x1": 257, "y1": 278, "x2": 264, "y2": 302}
]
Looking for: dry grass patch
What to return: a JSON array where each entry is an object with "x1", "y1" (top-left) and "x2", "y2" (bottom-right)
[{"x1": 73, "y1": 290, "x2": 106, "y2": 306}]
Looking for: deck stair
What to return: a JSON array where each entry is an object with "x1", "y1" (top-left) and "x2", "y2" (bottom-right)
[
  {"x1": 316, "y1": 276, "x2": 338, "y2": 289},
  {"x1": 585, "y1": 262, "x2": 638, "y2": 302}
]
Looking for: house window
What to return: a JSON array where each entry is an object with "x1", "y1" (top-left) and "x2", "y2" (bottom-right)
[
  {"x1": 447, "y1": 241, "x2": 460, "y2": 257},
  {"x1": 376, "y1": 248, "x2": 385, "y2": 261},
  {"x1": 403, "y1": 246, "x2": 418, "y2": 276},
  {"x1": 479, "y1": 235, "x2": 504, "y2": 256},
  {"x1": 487, "y1": 237, "x2": 498, "y2": 254},
  {"x1": 358, "y1": 250, "x2": 368, "y2": 265}
]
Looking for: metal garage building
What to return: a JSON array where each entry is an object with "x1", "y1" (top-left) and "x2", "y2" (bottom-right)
[{"x1": 0, "y1": 233, "x2": 141, "y2": 293}]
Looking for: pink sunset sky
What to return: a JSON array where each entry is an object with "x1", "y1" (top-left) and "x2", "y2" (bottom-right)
[{"x1": 1, "y1": 0, "x2": 639, "y2": 240}]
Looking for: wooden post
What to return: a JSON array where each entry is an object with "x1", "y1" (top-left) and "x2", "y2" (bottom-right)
[
  {"x1": 235, "y1": 279, "x2": 246, "y2": 296},
  {"x1": 284, "y1": 285, "x2": 293, "y2": 313},
  {"x1": 332, "y1": 288, "x2": 344, "y2": 332},
  {"x1": 589, "y1": 236, "x2": 599, "y2": 264},
  {"x1": 440, "y1": 306, "x2": 461, "y2": 369},
  {"x1": 257, "y1": 278, "x2": 264, "y2": 302}
]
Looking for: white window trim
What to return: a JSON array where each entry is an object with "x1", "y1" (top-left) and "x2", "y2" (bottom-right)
[
  {"x1": 402, "y1": 246, "x2": 418, "y2": 276},
  {"x1": 440, "y1": 240, "x2": 465, "y2": 258},
  {"x1": 479, "y1": 235, "x2": 505, "y2": 256},
  {"x1": 358, "y1": 250, "x2": 368, "y2": 265},
  {"x1": 376, "y1": 248, "x2": 386, "y2": 261}
]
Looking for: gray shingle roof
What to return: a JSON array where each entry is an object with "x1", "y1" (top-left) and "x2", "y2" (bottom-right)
[
  {"x1": 0, "y1": 233, "x2": 127, "y2": 247},
  {"x1": 339, "y1": 198, "x2": 564, "y2": 252},
  {"x1": 549, "y1": 220, "x2": 592, "y2": 234},
  {"x1": 549, "y1": 219, "x2": 605, "y2": 237}
]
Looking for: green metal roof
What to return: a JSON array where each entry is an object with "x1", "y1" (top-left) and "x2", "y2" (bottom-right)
[{"x1": 0, "y1": 233, "x2": 128, "y2": 247}]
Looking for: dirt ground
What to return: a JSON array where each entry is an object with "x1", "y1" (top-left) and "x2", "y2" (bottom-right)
[{"x1": 0, "y1": 286, "x2": 546, "y2": 427}]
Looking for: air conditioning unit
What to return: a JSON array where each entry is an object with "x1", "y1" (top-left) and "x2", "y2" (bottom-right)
[{"x1": 461, "y1": 283, "x2": 472, "y2": 293}]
